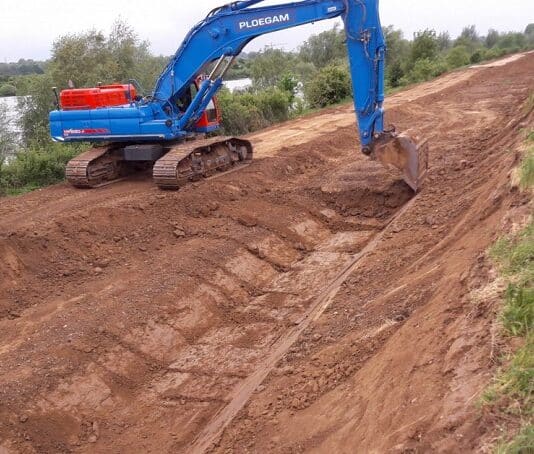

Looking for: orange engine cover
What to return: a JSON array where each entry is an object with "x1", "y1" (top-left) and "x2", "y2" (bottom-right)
[{"x1": 60, "y1": 84, "x2": 137, "y2": 111}]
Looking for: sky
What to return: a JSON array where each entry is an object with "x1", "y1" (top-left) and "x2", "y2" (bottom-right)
[{"x1": 0, "y1": 0, "x2": 531, "y2": 62}]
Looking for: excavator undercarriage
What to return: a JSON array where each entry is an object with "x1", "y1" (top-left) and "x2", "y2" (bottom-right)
[{"x1": 65, "y1": 137, "x2": 254, "y2": 190}]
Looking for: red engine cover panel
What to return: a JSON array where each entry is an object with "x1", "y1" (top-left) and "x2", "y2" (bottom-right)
[{"x1": 60, "y1": 84, "x2": 137, "y2": 111}]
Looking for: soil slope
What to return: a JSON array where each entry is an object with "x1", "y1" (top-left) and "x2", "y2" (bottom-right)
[{"x1": 0, "y1": 53, "x2": 532, "y2": 453}]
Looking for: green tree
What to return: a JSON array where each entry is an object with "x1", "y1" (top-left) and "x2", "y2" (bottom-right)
[
  {"x1": 304, "y1": 65, "x2": 352, "y2": 108},
  {"x1": 383, "y1": 26, "x2": 410, "y2": 87},
  {"x1": 18, "y1": 74, "x2": 56, "y2": 145},
  {"x1": 497, "y1": 32, "x2": 526, "y2": 50},
  {"x1": 485, "y1": 29, "x2": 500, "y2": 48},
  {"x1": 526, "y1": 24, "x2": 534, "y2": 47},
  {"x1": 277, "y1": 72, "x2": 299, "y2": 103},
  {"x1": 299, "y1": 25, "x2": 346, "y2": 69},
  {"x1": 407, "y1": 58, "x2": 447, "y2": 83},
  {"x1": 107, "y1": 19, "x2": 164, "y2": 91},
  {"x1": 455, "y1": 25, "x2": 481, "y2": 50},
  {"x1": 20, "y1": 19, "x2": 161, "y2": 145},
  {"x1": 250, "y1": 48, "x2": 296, "y2": 89},
  {"x1": 410, "y1": 30, "x2": 439, "y2": 66},
  {"x1": 437, "y1": 31, "x2": 452, "y2": 51},
  {"x1": 49, "y1": 30, "x2": 116, "y2": 89}
]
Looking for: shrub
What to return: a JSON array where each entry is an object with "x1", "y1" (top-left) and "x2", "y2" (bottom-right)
[
  {"x1": 407, "y1": 58, "x2": 448, "y2": 83},
  {"x1": 469, "y1": 50, "x2": 484, "y2": 64},
  {"x1": 0, "y1": 84, "x2": 17, "y2": 97},
  {"x1": 304, "y1": 65, "x2": 352, "y2": 108},
  {"x1": 446, "y1": 45, "x2": 471, "y2": 68},
  {"x1": 485, "y1": 47, "x2": 507, "y2": 60},
  {"x1": 387, "y1": 61, "x2": 405, "y2": 88},
  {"x1": 0, "y1": 143, "x2": 85, "y2": 194},
  {"x1": 255, "y1": 88, "x2": 291, "y2": 123},
  {"x1": 217, "y1": 87, "x2": 291, "y2": 135}
]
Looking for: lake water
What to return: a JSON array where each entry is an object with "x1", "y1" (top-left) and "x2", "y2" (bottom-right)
[
  {"x1": 0, "y1": 96, "x2": 23, "y2": 146},
  {"x1": 224, "y1": 78, "x2": 252, "y2": 92}
]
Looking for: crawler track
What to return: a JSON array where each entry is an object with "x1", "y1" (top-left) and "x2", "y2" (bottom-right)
[
  {"x1": 65, "y1": 146, "x2": 123, "y2": 188},
  {"x1": 153, "y1": 136, "x2": 253, "y2": 189}
]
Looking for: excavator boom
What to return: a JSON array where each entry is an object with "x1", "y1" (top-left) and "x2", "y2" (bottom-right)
[{"x1": 50, "y1": 0, "x2": 428, "y2": 191}]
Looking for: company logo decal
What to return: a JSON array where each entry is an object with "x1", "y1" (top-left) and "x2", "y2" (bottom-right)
[
  {"x1": 238, "y1": 13, "x2": 291, "y2": 30},
  {"x1": 64, "y1": 128, "x2": 111, "y2": 136}
]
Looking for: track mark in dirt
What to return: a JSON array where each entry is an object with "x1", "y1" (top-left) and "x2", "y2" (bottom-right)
[{"x1": 190, "y1": 196, "x2": 418, "y2": 453}]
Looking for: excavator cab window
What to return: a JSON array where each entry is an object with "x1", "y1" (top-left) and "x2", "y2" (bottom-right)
[
  {"x1": 205, "y1": 99, "x2": 218, "y2": 123},
  {"x1": 176, "y1": 83, "x2": 197, "y2": 112}
]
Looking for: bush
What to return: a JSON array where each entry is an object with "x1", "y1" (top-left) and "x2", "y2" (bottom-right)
[
  {"x1": 0, "y1": 84, "x2": 17, "y2": 97},
  {"x1": 0, "y1": 143, "x2": 85, "y2": 194},
  {"x1": 255, "y1": 88, "x2": 291, "y2": 123},
  {"x1": 387, "y1": 61, "x2": 405, "y2": 88},
  {"x1": 406, "y1": 58, "x2": 448, "y2": 83},
  {"x1": 446, "y1": 45, "x2": 471, "y2": 68},
  {"x1": 217, "y1": 87, "x2": 291, "y2": 135},
  {"x1": 304, "y1": 65, "x2": 352, "y2": 108},
  {"x1": 469, "y1": 50, "x2": 484, "y2": 64},
  {"x1": 485, "y1": 47, "x2": 507, "y2": 60}
]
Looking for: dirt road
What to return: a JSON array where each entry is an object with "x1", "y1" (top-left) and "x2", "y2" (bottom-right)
[{"x1": 0, "y1": 53, "x2": 532, "y2": 453}]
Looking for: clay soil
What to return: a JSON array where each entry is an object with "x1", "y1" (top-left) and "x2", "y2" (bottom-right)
[{"x1": 0, "y1": 53, "x2": 533, "y2": 453}]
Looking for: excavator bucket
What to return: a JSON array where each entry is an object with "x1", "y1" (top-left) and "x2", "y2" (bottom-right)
[{"x1": 372, "y1": 133, "x2": 429, "y2": 192}]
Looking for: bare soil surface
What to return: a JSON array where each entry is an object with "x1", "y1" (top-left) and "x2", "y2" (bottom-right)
[{"x1": 0, "y1": 53, "x2": 532, "y2": 453}]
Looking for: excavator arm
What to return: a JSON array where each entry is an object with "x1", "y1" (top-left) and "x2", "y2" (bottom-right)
[
  {"x1": 50, "y1": 0, "x2": 428, "y2": 190},
  {"x1": 151, "y1": 0, "x2": 427, "y2": 189},
  {"x1": 156, "y1": 0, "x2": 382, "y2": 149}
]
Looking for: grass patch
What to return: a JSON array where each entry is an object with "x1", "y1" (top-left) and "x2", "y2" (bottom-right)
[
  {"x1": 484, "y1": 127, "x2": 533, "y2": 451},
  {"x1": 490, "y1": 221, "x2": 533, "y2": 284},
  {"x1": 496, "y1": 425, "x2": 534, "y2": 454},
  {"x1": 482, "y1": 335, "x2": 533, "y2": 409},
  {"x1": 520, "y1": 147, "x2": 534, "y2": 190}
]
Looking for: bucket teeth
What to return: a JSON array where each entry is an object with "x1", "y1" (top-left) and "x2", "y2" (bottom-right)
[{"x1": 372, "y1": 132, "x2": 429, "y2": 191}]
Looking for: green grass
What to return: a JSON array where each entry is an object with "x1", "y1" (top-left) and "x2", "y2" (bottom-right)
[
  {"x1": 490, "y1": 221, "x2": 533, "y2": 285},
  {"x1": 520, "y1": 147, "x2": 534, "y2": 190},
  {"x1": 496, "y1": 425, "x2": 534, "y2": 454},
  {"x1": 484, "y1": 129, "x2": 533, "y2": 452},
  {"x1": 482, "y1": 335, "x2": 533, "y2": 408}
]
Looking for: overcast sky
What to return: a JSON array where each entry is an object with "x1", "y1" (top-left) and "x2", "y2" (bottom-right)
[{"x1": 0, "y1": 0, "x2": 531, "y2": 62}]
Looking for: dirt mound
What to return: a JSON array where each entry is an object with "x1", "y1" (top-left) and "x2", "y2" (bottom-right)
[{"x1": 0, "y1": 53, "x2": 532, "y2": 453}]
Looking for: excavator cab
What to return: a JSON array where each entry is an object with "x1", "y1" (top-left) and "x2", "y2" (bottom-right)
[{"x1": 177, "y1": 77, "x2": 222, "y2": 133}]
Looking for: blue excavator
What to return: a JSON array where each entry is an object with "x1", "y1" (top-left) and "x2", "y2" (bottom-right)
[{"x1": 49, "y1": 0, "x2": 428, "y2": 191}]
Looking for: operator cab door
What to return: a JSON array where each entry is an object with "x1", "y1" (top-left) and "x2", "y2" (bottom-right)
[{"x1": 193, "y1": 78, "x2": 221, "y2": 132}]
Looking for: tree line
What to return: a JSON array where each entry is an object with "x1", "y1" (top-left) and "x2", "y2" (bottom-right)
[{"x1": 0, "y1": 20, "x2": 533, "y2": 195}]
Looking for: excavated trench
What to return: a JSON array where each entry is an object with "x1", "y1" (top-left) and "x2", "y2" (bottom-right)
[{"x1": 0, "y1": 122, "x2": 414, "y2": 452}]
